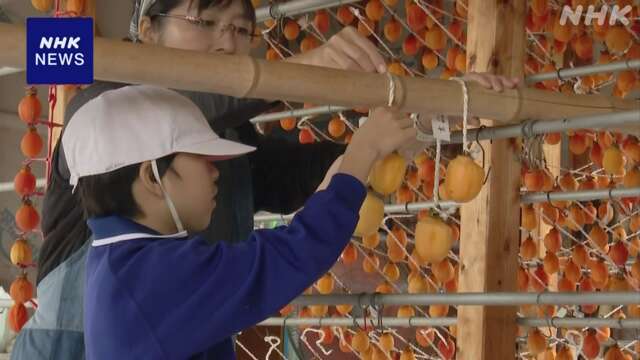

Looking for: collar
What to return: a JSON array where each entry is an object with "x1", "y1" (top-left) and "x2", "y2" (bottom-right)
[{"x1": 87, "y1": 216, "x2": 188, "y2": 247}]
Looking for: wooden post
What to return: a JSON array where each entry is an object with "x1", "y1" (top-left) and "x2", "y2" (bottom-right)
[
  {"x1": 456, "y1": 1, "x2": 526, "y2": 359},
  {"x1": 47, "y1": 0, "x2": 96, "y2": 185}
]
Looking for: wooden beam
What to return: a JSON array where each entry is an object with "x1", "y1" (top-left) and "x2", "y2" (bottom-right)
[
  {"x1": 0, "y1": 23, "x2": 637, "y2": 130},
  {"x1": 457, "y1": 1, "x2": 526, "y2": 359}
]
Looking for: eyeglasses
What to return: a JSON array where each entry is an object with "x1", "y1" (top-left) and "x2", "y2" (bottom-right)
[{"x1": 153, "y1": 13, "x2": 258, "y2": 41}]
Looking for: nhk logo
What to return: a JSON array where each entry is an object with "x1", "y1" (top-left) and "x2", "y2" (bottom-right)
[
  {"x1": 559, "y1": 4, "x2": 632, "y2": 26},
  {"x1": 26, "y1": 17, "x2": 93, "y2": 84},
  {"x1": 36, "y1": 36, "x2": 85, "y2": 66}
]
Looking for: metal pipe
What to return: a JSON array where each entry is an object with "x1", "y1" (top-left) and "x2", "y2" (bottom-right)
[
  {"x1": 290, "y1": 292, "x2": 640, "y2": 306},
  {"x1": 253, "y1": 200, "x2": 459, "y2": 223},
  {"x1": 258, "y1": 316, "x2": 640, "y2": 329},
  {"x1": 250, "y1": 107, "x2": 638, "y2": 142},
  {"x1": 0, "y1": 178, "x2": 47, "y2": 193},
  {"x1": 250, "y1": 105, "x2": 349, "y2": 124},
  {"x1": 0, "y1": 66, "x2": 21, "y2": 77},
  {"x1": 255, "y1": 0, "x2": 360, "y2": 22},
  {"x1": 518, "y1": 318, "x2": 640, "y2": 330},
  {"x1": 258, "y1": 316, "x2": 456, "y2": 327},
  {"x1": 254, "y1": 186, "x2": 638, "y2": 223},
  {"x1": 447, "y1": 110, "x2": 640, "y2": 143},
  {"x1": 525, "y1": 59, "x2": 640, "y2": 83},
  {"x1": 521, "y1": 187, "x2": 640, "y2": 204}
]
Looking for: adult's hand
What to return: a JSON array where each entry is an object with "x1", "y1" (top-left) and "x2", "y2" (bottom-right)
[{"x1": 287, "y1": 27, "x2": 387, "y2": 74}]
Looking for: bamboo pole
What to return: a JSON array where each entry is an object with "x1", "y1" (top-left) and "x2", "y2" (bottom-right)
[{"x1": 1, "y1": 23, "x2": 637, "y2": 129}]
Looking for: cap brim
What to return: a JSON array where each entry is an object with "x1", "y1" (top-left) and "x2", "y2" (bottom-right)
[{"x1": 177, "y1": 138, "x2": 256, "y2": 161}]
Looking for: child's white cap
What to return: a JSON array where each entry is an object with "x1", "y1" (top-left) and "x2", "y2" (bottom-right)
[{"x1": 63, "y1": 84, "x2": 255, "y2": 188}]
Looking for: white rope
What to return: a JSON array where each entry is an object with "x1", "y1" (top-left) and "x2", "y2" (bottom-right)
[
  {"x1": 387, "y1": 72, "x2": 397, "y2": 107},
  {"x1": 450, "y1": 77, "x2": 470, "y2": 153},
  {"x1": 433, "y1": 139, "x2": 442, "y2": 208}
]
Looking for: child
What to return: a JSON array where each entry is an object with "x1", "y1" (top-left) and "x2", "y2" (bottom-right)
[{"x1": 63, "y1": 85, "x2": 417, "y2": 359}]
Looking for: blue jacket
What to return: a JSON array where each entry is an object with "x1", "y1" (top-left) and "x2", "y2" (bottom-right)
[{"x1": 83, "y1": 174, "x2": 365, "y2": 359}]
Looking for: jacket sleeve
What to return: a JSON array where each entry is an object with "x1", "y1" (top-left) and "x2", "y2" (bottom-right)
[
  {"x1": 234, "y1": 122, "x2": 347, "y2": 214},
  {"x1": 111, "y1": 174, "x2": 365, "y2": 359}
]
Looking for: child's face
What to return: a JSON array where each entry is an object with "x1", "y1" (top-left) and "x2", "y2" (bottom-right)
[{"x1": 162, "y1": 153, "x2": 220, "y2": 232}]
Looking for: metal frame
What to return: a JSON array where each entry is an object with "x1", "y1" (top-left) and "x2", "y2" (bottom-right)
[
  {"x1": 289, "y1": 292, "x2": 640, "y2": 306},
  {"x1": 255, "y1": 0, "x2": 360, "y2": 22},
  {"x1": 0, "y1": 66, "x2": 21, "y2": 77},
  {"x1": 254, "y1": 187, "x2": 640, "y2": 223},
  {"x1": 258, "y1": 316, "x2": 640, "y2": 329}
]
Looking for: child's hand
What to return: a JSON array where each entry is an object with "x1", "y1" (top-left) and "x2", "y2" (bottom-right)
[
  {"x1": 338, "y1": 107, "x2": 417, "y2": 184},
  {"x1": 355, "y1": 107, "x2": 418, "y2": 160}
]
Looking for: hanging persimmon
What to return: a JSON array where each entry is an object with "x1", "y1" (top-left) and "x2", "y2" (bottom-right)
[
  {"x1": 603, "y1": 145, "x2": 626, "y2": 175},
  {"x1": 544, "y1": 132, "x2": 561, "y2": 145},
  {"x1": 422, "y1": 51, "x2": 439, "y2": 70},
  {"x1": 10, "y1": 275, "x2": 33, "y2": 304},
  {"x1": 375, "y1": 282, "x2": 393, "y2": 294},
  {"x1": 521, "y1": 204, "x2": 537, "y2": 231},
  {"x1": 415, "y1": 215, "x2": 453, "y2": 264},
  {"x1": 387, "y1": 62, "x2": 406, "y2": 76},
  {"x1": 400, "y1": 347, "x2": 416, "y2": 360},
  {"x1": 605, "y1": 26, "x2": 632, "y2": 54},
  {"x1": 300, "y1": 35, "x2": 319, "y2": 52},
  {"x1": 564, "y1": 258, "x2": 582, "y2": 283},
  {"x1": 406, "y1": 4, "x2": 426, "y2": 31},
  {"x1": 21, "y1": 127, "x2": 43, "y2": 158},
  {"x1": 424, "y1": 27, "x2": 446, "y2": 50},
  {"x1": 16, "y1": 200, "x2": 40, "y2": 232},
  {"x1": 543, "y1": 251, "x2": 559, "y2": 275},
  {"x1": 365, "y1": 0, "x2": 384, "y2": 21},
  {"x1": 316, "y1": 273, "x2": 334, "y2": 294},
  {"x1": 444, "y1": 155, "x2": 484, "y2": 202},
  {"x1": 384, "y1": 19, "x2": 403, "y2": 43},
  {"x1": 362, "y1": 252, "x2": 380, "y2": 273},
  {"x1": 437, "y1": 336, "x2": 456, "y2": 360},
  {"x1": 369, "y1": 152, "x2": 407, "y2": 195},
  {"x1": 340, "y1": 243, "x2": 358, "y2": 265},
  {"x1": 354, "y1": 192, "x2": 384, "y2": 237},
  {"x1": 557, "y1": 274, "x2": 576, "y2": 292},
  {"x1": 14, "y1": 166, "x2": 36, "y2": 197},
  {"x1": 18, "y1": 88, "x2": 41, "y2": 125},
  {"x1": 386, "y1": 238, "x2": 406, "y2": 262},
  {"x1": 31, "y1": 0, "x2": 53, "y2": 12},
  {"x1": 543, "y1": 228, "x2": 561, "y2": 253},
  {"x1": 520, "y1": 235, "x2": 537, "y2": 260},
  {"x1": 10, "y1": 238, "x2": 33, "y2": 267},
  {"x1": 327, "y1": 117, "x2": 346, "y2": 138},
  {"x1": 279, "y1": 117, "x2": 296, "y2": 131},
  {"x1": 336, "y1": 304, "x2": 353, "y2": 316},
  {"x1": 313, "y1": 10, "x2": 330, "y2": 34},
  {"x1": 582, "y1": 329, "x2": 600, "y2": 359},
  {"x1": 357, "y1": 18, "x2": 376, "y2": 37},
  {"x1": 568, "y1": 133, "x2": 588, "y2": 155},
  {"x1": 432, "y1": 258, "x2": 454, "y2": 284},
  {"x1": 609, "y1": 240, "x2": 629, "y2": 267},
  {"x1": 8, "y1": 303, "x2": 28, "y2": 332},
  {"x1": 66, "y1": 0, "x2": 85, "y2": 14},
  {"x1": 572, "y1": 243, "x2": 588, "y2": 266},
  {"x1": 382, "y1": 262, "x2": 400, "y2": 282},
  {"x1": 624, "y1": 166, "x2": 640, "y2": 187},
  {"x1": 336, "y1": 6, "x2": 354, "y2": 25}
]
